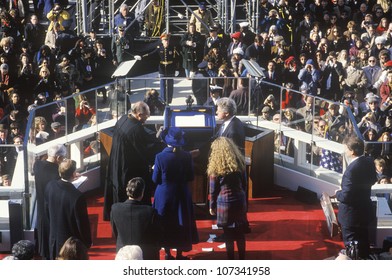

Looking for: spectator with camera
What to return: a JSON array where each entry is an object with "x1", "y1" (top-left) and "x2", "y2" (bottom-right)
[
  {"x1": 46, "y1": 3, "x2": 70, "y2": 32},
  {"x1": 143, "y1": 89, "x2": 165, "y2": 116},
  {"x1": 74, "y1": 96, "x2": 95, "y2": 132},
  {"x1": 33, "y1": 66, "x2": 57, "y2": 101}
]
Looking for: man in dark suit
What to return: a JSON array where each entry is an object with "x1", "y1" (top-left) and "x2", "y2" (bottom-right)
[
  {"x1": 215, "y1": 97, "x2": 245, "y2": 154},
  {"x1": 111, "y1": 177, "x2": 160, "y2": 260},
  {"x1": 45, "y1": 159, "x2": 92, "y2": 260},
  {"x1": 335, "y1": 136, "x2": 377, "y2": 259}
]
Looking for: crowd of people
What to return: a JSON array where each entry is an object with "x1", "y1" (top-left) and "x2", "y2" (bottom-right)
[{"x1": 2, "y1": 0, "x2": 392, "y2": 260}]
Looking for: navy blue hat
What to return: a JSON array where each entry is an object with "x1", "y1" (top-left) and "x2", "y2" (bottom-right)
[
  {"x1": 199, "y1": 2, "x2": 206, "y2": 10},
  {"x1": 161, "y1": 127, "x2": 186, "y2": 147}
]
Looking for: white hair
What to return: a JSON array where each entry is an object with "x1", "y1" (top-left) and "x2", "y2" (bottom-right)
[
  {"x1": 47, "y1": 144, "x2": 67, "y2": 158},
  {"x1": 115, "y1": 245, "x2": 143, "y2": 260}
]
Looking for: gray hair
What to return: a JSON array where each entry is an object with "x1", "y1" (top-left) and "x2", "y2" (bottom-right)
[
  {"x1": 47, "y1": 144, "x2": 67, "y2": 158},
  {"x1": 115, "y1": 245, "x2": 143, "y2": 260},
  {"x1": 120, "y1": 4, "x2": 129, "y2": 12},
  {"x1": 130, "y1": 101, "x2": 150, "y2": 115},
  {"x1": 216, "y1": 97, "x2": 237, "y2": 116}
]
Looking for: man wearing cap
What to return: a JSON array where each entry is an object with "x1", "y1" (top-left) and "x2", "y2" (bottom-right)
[
  {"x1": 189, "y1": 2, "x2": 215, "y2": 36},
  {"x1": 84, "y1": 28, "x2": 97, "y2": 49},
  {"x1": 371, "y1": 36, "x2": 387, "y2": 59},
  {"x1": 239, "y1": 22, "x2": 255, "y2": 47},
  {"x1": 192, "y1": 60, "x2": 210, "y2": 105},
  {"x1": 159, "y1": 33, "x2": 179, "y2": 103},
  {"x1": 111, "y1": 24, "x2": 134, "y2": 66},
  {"x1": 360, "y1": 94, "x2": 385, "y2": 127},
  {"x1": 181, "y1": 22, "x2": 204, "y2": 78},
  {"x1": 204, "y1": 25, "x2": 224, "y2": 56},
  {"x1": 204, "y1": 85, "x2": 222, "y2": 110},
  {"x1": 142, "y1": 33, "x2": 180, "y2": 103},
  {"x1": 344, "y1": 56, "x2": 368, "y2": 99}
]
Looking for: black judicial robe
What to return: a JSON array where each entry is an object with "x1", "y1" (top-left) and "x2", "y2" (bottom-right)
[{"x1": 103, "y1": 114, "x2": 162, "y2": 220}]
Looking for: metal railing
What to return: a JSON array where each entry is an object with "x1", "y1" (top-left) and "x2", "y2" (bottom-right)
[{"x1": 2, "y1": 73, "x2": 389, "y2": 231}]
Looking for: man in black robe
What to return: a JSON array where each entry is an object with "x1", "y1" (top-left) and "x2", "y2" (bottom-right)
[{"x1": 103, "y1": 101, "x2": 163, "y2": 220}]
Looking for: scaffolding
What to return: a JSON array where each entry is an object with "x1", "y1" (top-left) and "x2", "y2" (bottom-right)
[{"x1": 74, "y1": 0, "x2": 254, "y2": 37}]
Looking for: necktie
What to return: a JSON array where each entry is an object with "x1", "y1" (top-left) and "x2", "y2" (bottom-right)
[{"x1": 218, "y1": 123, "x2": 225, "y2": 136}]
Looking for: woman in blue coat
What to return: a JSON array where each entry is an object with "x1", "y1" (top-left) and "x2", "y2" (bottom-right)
[
  {"x1": 207, "y1": 137, "x2": 248, "y2": 259},
  {"x1": 152, "y1": 127, "x2": 199, "y2": 260}
]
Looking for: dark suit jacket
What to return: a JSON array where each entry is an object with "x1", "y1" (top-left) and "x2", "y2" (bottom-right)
[
  {"x1": 336, "y1": 156, "x2": 377, "y2": 227},
  {"x1": 111, "y1": 200, "x2": 160, "y2": 259},
  {"x1": 45, "y1": 179, "x2": 92, "y2": 260},
  {"x1": 221, "y1": 116, "x2": 245, "y2": 154}
]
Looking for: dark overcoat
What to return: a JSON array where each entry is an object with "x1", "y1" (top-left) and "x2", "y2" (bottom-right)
[
  {"x1": 33, "y1": 160, "x2": 60, "y2": 259},
  {"x1": 180, "y1": 31, "x2": 204, "y2": 72},
  {"x1": 44, "y1": 179, "x2": 92, "y2": 260}
]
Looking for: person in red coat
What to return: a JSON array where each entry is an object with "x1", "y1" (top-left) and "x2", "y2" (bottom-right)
[{"x1": 379, "y1": 70, "x2": 392, "y2": 104}]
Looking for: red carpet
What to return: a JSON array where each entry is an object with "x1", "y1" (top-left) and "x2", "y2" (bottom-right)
[
  {"x1": 86, "y1": 187, "x2": 344, "y2": 260},
  {"x1": 0, "y1": 187, "x2": 344, "y2": 260}
]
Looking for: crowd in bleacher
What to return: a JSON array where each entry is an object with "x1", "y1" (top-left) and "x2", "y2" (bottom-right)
[{"x1": 1, "y1": 1, "x2": 392, "y2": 184}]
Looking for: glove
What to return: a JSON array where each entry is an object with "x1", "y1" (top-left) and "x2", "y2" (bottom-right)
[
  {"x1": 134, "y1": 55, "x2": 142, "y2": 61},
  {"x1": 175, "y1": 70, "x2": 179, "y2": 77}
]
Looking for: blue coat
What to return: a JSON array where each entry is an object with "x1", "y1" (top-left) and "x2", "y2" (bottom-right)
[{"x1": 152, "y1": 147, "x2": 198, "y2": 251}]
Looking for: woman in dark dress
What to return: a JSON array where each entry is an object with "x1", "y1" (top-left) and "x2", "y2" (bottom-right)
[
  {"x1": 152, "y1": 127, "x2": 198, "y2": 260},
  {"x1": 207, "y1": 136, "x2": 248, "y2": 259}
]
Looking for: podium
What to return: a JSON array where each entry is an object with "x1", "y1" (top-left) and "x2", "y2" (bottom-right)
[
  {"x1": 164, "y1": 105, "x2": 216, "y2": 204},
  {"x1": 244, "y1": 125, "x2": 274, "y2": 198}
]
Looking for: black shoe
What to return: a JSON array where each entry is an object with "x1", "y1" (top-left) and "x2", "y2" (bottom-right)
[{"x1": 213, "y1": 234, "x2": 225, "y2": 242}]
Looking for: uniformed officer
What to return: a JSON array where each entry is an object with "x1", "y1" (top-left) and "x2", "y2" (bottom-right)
[
  {"x1": 143, "y1": 33, "x2": 179, "y2": 104},
  {"x1": 111, "y1": 24, "x2": 133, "y2": 67}
]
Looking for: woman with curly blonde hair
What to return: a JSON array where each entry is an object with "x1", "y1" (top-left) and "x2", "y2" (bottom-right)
[{"x1": 207, "y1": 136, "x2": 248, "y2": 259}]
